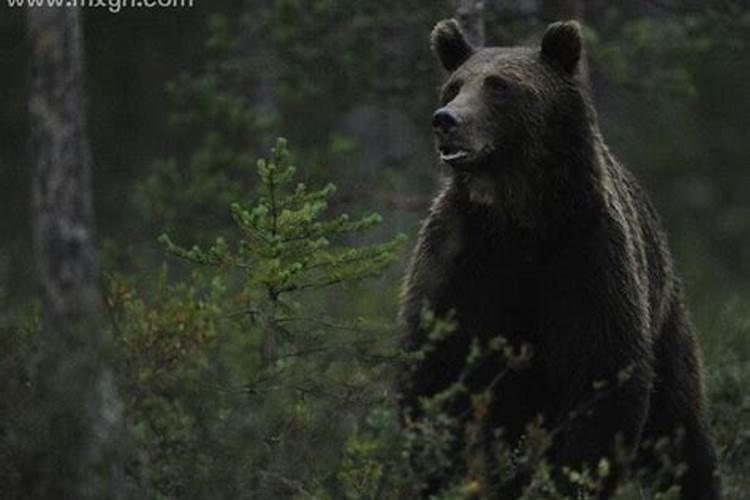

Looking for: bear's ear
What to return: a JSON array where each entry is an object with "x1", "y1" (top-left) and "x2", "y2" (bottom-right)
[
  {"x1": 431, "y1": 19, "x2": 475, "y2": 72},
  {"x1": 540, "y1": 20, "x2": 582, "y2": 74}
]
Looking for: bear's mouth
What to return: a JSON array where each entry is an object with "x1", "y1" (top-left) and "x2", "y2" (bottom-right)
[{"x1": 438, "y1": 145, "x2": 472, "y2": 164}]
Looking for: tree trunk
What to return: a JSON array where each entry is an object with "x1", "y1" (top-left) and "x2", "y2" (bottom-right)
[
  {"x1": 29, "y1": 0, "x2": 99, "y2": 334},
  {"x1": 27, "y1": 7, "x2": 130, "y2": 499},
  {"x1": 455, "y1": 0, "x2": 487, "y2": 47}
]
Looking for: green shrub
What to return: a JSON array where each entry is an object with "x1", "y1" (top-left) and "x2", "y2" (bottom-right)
[{"x1": 110, "y1": 139, "x2": 406, "y2": 498}]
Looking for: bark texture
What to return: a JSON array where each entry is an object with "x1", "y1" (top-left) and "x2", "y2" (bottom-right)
[
  {"x1": 29, "y1": 4, "x2": 99, "y2": 331},
  {"x1": 27, "y1": 8, "x2": 130, "y2": 500}
]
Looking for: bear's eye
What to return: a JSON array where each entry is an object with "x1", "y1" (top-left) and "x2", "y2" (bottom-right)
[
  {"x1": 484, "y1": 76, "x2": 510, "y2": 94},
  {"x1": 441, "y1": 81, "x2": 462, "y2": 104}
]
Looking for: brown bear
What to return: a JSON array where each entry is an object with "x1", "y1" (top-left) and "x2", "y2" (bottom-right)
[{"x1": 399, "y1": 19, "x2": 720, "y2": 500}]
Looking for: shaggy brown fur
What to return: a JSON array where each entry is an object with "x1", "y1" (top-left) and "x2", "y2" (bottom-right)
[{"x1": 399, "y1": 19, "x2": 720, "y2": 500}]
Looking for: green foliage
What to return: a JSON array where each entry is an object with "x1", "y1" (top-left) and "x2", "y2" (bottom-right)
[
  {"x1": 590, "y1": 16, "x2": 714, "y2": 99},
  {"x1": 108, "y1": 270, "x2": 223, "y2": 497},
  {"x1": 160, "y1": 139, "x2": 404, "y2": 295},
  {"x1": 269, "y1": 0, "x2": 449, "y2": 103},
  {"x1": 702, "y1": 298, "x2": 750, "y2": 498},
  {"x1": 111, "y1": 139, "x2": 406, "y2": 498},
  {"x1": 134, "y1": 9, "x2": 434, "y2": 243},
  {"x1": 579, "y1": 2, "x2": 749, "y2": 102},
  {"x1": 0, "y1": 306, "x2": 137, "y2": 499},
  {"x1": 336, "y1": 407, "x2": 410, "y2": 500},
  {"x1": 134, "y1": 15, "x2": 277, "y2": 240},
  {"x1": 394, "y1": 307, "x2": 735, "y2": 499}
]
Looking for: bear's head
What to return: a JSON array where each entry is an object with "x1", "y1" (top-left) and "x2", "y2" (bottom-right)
[{"x1": 430, "y1": 19, "x2": 589, "y2": 186}]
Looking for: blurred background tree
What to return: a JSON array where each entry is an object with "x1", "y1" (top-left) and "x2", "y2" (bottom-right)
[
  {"x1": 0, "y1": 0, "x2": 748, "y2": 497},
  {"x1": 5, "y1": 7, "x2": 133, "y2": 499}
]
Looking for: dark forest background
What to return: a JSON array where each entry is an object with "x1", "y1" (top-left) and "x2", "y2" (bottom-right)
[{"x1": 0, "y1": 1, "x2": 748, "y2": 499}]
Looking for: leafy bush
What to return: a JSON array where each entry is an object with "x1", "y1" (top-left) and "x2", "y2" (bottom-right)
[{"x1": 111, "y1": 139, "x2": 406, "y2": 498}]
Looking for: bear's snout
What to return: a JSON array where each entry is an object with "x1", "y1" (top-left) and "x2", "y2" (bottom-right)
[
  {"x1": 433, "y1": 107, "x2": 477, "y2": 165},
  {"x1": 432, "y1": 108, "x2": 461, "y2": 134}
]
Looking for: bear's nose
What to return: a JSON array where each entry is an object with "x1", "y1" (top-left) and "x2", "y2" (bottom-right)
[{"x1": 432, "y1": 108, "x2": 460, "y2": 133}]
